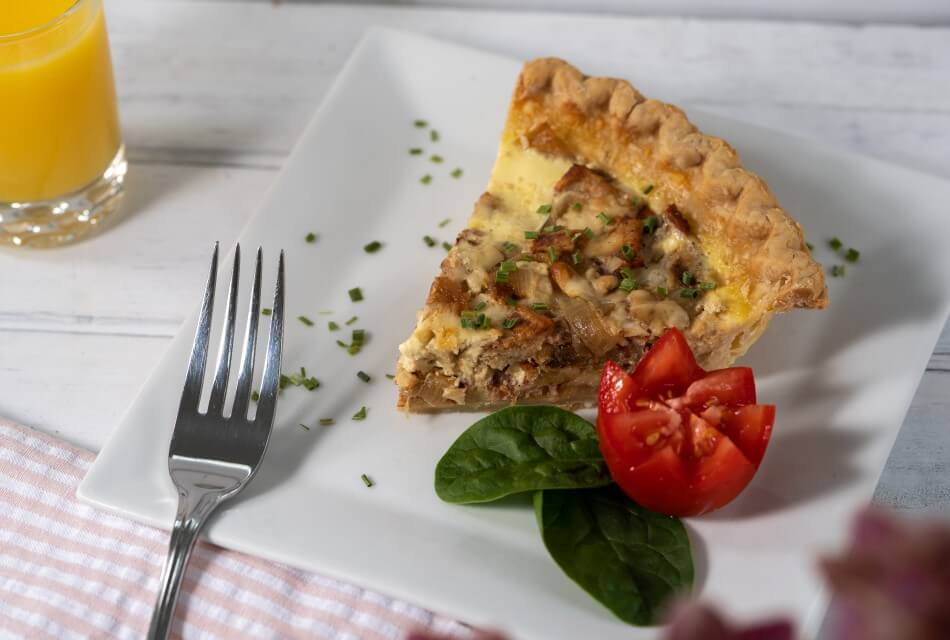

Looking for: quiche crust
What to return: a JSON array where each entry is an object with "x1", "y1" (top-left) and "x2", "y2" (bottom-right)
[{"x1": 396, "y1": 59, "x2": 827, "y2": 412}]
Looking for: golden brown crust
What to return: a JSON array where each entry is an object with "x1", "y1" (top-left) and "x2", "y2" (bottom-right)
[{"x1": 507, "y1": 57, "x2": 827, "y2": 367}]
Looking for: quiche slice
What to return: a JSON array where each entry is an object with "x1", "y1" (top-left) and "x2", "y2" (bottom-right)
[{"x1": 396, "y1": 58, "x2": 827, "y2": 411}]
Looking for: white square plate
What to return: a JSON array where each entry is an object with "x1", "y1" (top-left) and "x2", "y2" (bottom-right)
[{"x1": 80, "y1": 28, "x2": 950, "y2": 639}]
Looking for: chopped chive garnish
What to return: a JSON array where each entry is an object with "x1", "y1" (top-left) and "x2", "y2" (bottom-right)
[
  {"x1": 430, "y1": 154, "x2": 443, "y2": 164},
  {"x1": 450, "y1": 168, "x2": 463, "y2": 178},
  {"x1": 572, "y1": 202, "x2": 583, "y2": 211},
  {"x1": 319, "y1": 418, "x2": 334, "y2": 426},
  {"x1": 305, "y1": 232, "x2": 317, "y2": 243},
  {"x1": 364, "y1": 241, "x2": 383, "y2": 253},
  {"x1": 430, "y1": 129, "x2": 440, "y2": 142},
  {"x1": 442, "y1": 242, "x2": 452, "y2": 252},
  {"x1": 280, "y1": 369, "x2": 320, "y2": 391},
  {"x1": 643, "y1": 216, "x2": 659, "y2": 234},
  {"x1": 352, "y1": 406, "x2": 368, "y2": 421},
  {"x1": 352, "y1": 329, "x2": 366, "y2": 345},
  {"x1": 620, "y1": 266, "x2": 636, "y2": 281},
  {"x1": 657, "y1": 286, "x2": 669, "y2": 298},
  {"x1": 502, "y1": 317, "x2": 520, "y2": 329},
  {"x1": 251, "y1": 390, "x2": 260, "y2": 402},
  {"x1": 495, "y1": 271, "x2": 509, "y2": 283},
  {"x1": 829, "y1": 237, "x2": 843, "y2": 250},
  {"x1": 423, "y1": 235, "x2": 437, "y2": 247},
  {"x1": 336, "y1": 339, "x2": 347, "y2": 348},
  {"x1": 420, "y1": 174, "x2": 432, "y2": 185},
  {"x1": 414, "y1": 119, "x2": 428, "y2": 128},
  {"x1": 345, "y1": 316, "x2": 358, "y2": 325},
  {"x1": 679, "y1": 288, "x2": 700, "y2": 299},
  {"x1": 385, "y1": 374, "x2": 395, "y2": 380},
  {"x1": 536, "y1": 203, "x2": 553, "y2": 214},
  {"x1": 621, "y1": 244, "x2": 635, "y2": 260},
  {"x1": 361, "y1": 473, "x2": 374, "y2": 487},
  {"x1": 473, "y1": 301, "x2": 487, "y2": 311},
  {"x1": 548, "y1": 247, "x2": 558, "y2": 263},
  {"x1": 502, "y1": 241, "x2": 519, "y2": 254},
  {"x1": 681, "y1": 271, "x2": 695, "y2": 286},
  {"x1": 348, "y1": 287, "x2": 363, "y2": 302},
  {"x1": 831, "y1": 265, "x2": 846, "y2": 277},
  {"x1": 357, "y1": 371, "x2": 371, "y2": 383},
  {"x1": 700, "y1": 281, "x2": 717, "y2": 290},
  {"x1": 477, "y1": 313, "x2": 491, "y2": 330},
  {"x1": 438, "y1": 218, "x2": 451, "y2": 227},
  {"x1": 525, "y1": 231, "x2": 539, "y2": 240},
  {"x1": 571, "y1": 251, "x2": 582, "y2": 265},
  {"x1": 597, "y1": 211, "x2": 612, "y2": 225},
  {"x1": 643, "y1": 184, "x2": 654, "y2": 195},
  {"x1": 499, "y1": 260, "x2": 517, "y2": 273},
  {"x1": 261, "y1": 308, "x2": 272, "y2": 316},
  {"x1": 583, "y1": 227, "x2": 594, "y2": 239},
  {"x1": 328, "y1": 321, "x2": 339, "y2": 331},
  {"x1": 531, "y1": 302, "x2": 549, "y2": 312},
  {"x1": 806, "y1": 242, "x2": 815, "y2": 251},
  {"x1": 845, "y1": 248, "x2": 860, "y2": 263},
  {"x1": 543, "y1": 225, "x2": 556, "y2": 233},
  {"x1": 299, "y1": 423, "x2": 310, "y2": 431},
  {"x1": 347, "y1": 344, "x2": 362, "y2": 355},
  {"x1": 298, "y1": 315, "x2": 314, "y2": 326},
  {"x1": 409, "y1": 148, "x2": 423, "y2": 155},
  {"x1": 629, "y1": 196, "x2": 640, "y2": 208},
  {"x1": 619, "y1": 278, "x2": 637, "y2": 292},
  {"x1": 318, "y1": 310, "x2": 333, "y2": 315}
]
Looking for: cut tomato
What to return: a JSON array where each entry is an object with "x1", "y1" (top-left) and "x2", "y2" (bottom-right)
[{"x1": 597, "y1": 328, "x2": 776, "y2": 517}]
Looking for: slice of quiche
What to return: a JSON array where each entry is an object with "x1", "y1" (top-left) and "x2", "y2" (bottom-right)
[{"x1": 396, "y1": 58, "x2": 827, "y2": 411}]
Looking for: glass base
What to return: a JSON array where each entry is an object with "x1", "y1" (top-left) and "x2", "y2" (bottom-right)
[{"x1": 0, "y1": 145, "x2": 127, "y2": 248}]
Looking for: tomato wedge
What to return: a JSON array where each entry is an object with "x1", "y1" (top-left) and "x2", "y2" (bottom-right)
[{"x1": 597, "y1": 328, "x2": 775, "y2": 517}]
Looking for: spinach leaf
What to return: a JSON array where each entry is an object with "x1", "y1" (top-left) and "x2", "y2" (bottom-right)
[
  {"x1": 534, "y1": 485, "x2": 694, "y2": 626},
  {"x1": 434, "y1": 406, "x2": 611, "y2": 504}
]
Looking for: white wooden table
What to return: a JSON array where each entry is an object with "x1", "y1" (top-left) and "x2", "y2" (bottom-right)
[{"x1": 1, "y1": 0, "x2": 948, "y2": 519}]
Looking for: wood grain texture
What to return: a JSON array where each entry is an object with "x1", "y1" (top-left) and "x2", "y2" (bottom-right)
[{"x1": 0, "y1": 1, "x2": 947, "y2": 519}]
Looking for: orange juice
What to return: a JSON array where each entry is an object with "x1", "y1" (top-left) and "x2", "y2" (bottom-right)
[{"x1": 0, "y1": 0, "x2": 121, "y2": 202}]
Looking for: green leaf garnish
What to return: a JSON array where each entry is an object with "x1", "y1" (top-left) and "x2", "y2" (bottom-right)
[
  {"x1": 251, "y1": 390, "x2": 260, "y2": 402},
  {"x1": 348, "y1": 287, "x2": 363, "y2": 302},
  {"x1": 597, "y1": 211, "x2": 612, "y2": 225},
  {"x1": 413, "y1": 119, "x2": 428, "y2": 128},
  {"x1": 430, "y1": 129, "x2": 440, "y2": 142},
  {"x1": 502, "y1": 317, "x2": 519, "y2": 329},
  {"x1": 535, "y1": 486, "x2": 693, "y2": 626},
  {"x1": 450, "y1": 168, "x2": 463, "y2": 178},
  {"x1": 430, "y1": 154, "x2": 443, "y2": 164},
  {"x1": 357, "y1": 371, "x2": 371, "y2": 383},
  {"x1": 845, "y1": 248, "x2": 860, "y2": 263},
  {"x1": 352, "y1": 329, "x2": 366, "y2": 346},
  {"x1": 352, "y1": 406, "x2": 368, "y2": 421},
  {"x1": 434, "y1": 406, "x2": 611, "y2": 503},
  {"x1": 297, "y1": 315, "x2": 314, "y2": 326},
  {"x1": 502, "y1": 241, "x2": 520, "y2": 254},
  {"x1": 619, "y1": 278, "x2": 637, "y2": 292},
  {"x1": 621, "y1": 244, "x2": 635, "y2": 260},
  {"x1": 525, "y1": 231, "x2": 539, "y2": 240},
  {"x1": 261, "y1": 308, "x2": 272, "y2": 316},
  {"x1": 680, "y1": 271, "x2": 695, "y2": 286},
  {"x1": 829, "y1": 237, "x2": 842, "y2": 250},
  {"x1": 420, "y1": 174, "x2": 432, "y2": 185},
  {"x1": 363, "y1": 241, "x2": 382, "y2": 253},
  {"x1": 583, "y1": 227, "x2": 594, "y2": 239},
  {"x1": 473, "y1": 301, "x2": 487, "y2": 311},
  {"x1": 409, "y1": 148, "x2": 423, "y2": 155},
  {"x1": 657, "y1": 286, "x2": 668, "y2": 298},
  {"x1": 531, "y1": 302, "x2": 549, "y2": 312},
  {"x1": 328, "y1": 321, "x2": 339, "y2": 331},
  {"x1": 305, "y1": 232, "x2": 317, "y2": 243},
  {"x1": 700, "y1": 281, "x2": 716, "y2": 290},
  {"x1": 423, "y1": 235, "x2": 437, "y2": 247},
  {"x1": 679, "y1": 288, "x2": 700, "y2": 299}
]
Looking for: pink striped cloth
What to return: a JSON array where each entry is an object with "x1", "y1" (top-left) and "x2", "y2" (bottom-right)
[{"x1": 0, "y1": 419, "x2": 472, "y2": 639}]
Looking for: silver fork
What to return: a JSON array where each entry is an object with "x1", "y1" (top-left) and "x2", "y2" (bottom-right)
[{"x1": 147, "y1": 243, "x2": 285, "y2": 640}]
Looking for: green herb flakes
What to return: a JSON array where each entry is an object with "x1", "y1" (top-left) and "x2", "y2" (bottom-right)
[
  {"x1": 385, "y1": 374, "x2": 395, "y2": 380},
  {"x1": 583, "y1": 227, "x2": 594, "y2": 239},
  {"x1": 430, "y1": 129, "x2": 440, "y2": 142},
  {"x1": 621, "y1": 244, "x2": 635, "y2": 261},
  {"x1": 363, "y1": 241, "x2": 383, "y2": 253},
  {"x1": 572, "y1": 202, "x2": 583, "y2": 211},
  {"x1": 473, "y1": 301, "x2": 487, "y2": 312},
  {"x1": 409, "y1": 148, "x2": 423, "y2": 155},
  {"x1": 502, "y1": 317, "x2": 520, "y2": 330},
  {"x1": 423, "y1": 235, "x2": 437, "y2": 247},
  {"x1": 305, "y1": 232, "x2": 317, "y2": 243},
  {"x1": 680, "y1": 271, "x2": 695, "y2": 286},
  {"x1": 657, "y1": 286, "x2": 668, "y2": 298},
  {"x1": 679, "y1": 288, "x2": 700, "y2": 299},
  {"x1": 328, "y1": 321, "x2": 339, "y2": 331},
  {"x1": 642, "y1": 184, "x2": 654, "y2": 195},
  {"x1": 502, "y1": 241, "x2": 519, "y2": 254},
  {"x1": 298, "y1": 315, "x2": 314, "y2": 327},
  {"x1": 414, "y1": 119, "x2": 428, "y2": 128},
  {"x1": 571, "y1": 251, "x2": 582, "y2": 265},
  {"x1": 420, "y1": 174, "x2": 432, "y2": 185},
  {"x1": 348, "y1": 287, "x2": 363, "y2": 302},
  {"x1": 531, "y1": 302, "x2": 549, "y2": 312},
  {"x1": 829, "y1": 237, "x2": 843, "y2": 250},
  {"x1": 619, "y1": 278, "x2": 637, "y2": 292},
  {"x1": 261, "y1": 308, "x2": 272, "y2": 316},
  {"x1": 251, "y1": 390, "x2": 260, "y2": 402},
  {"x1": 643, "y1": 216, "x2": 659, "y2": 235},
  {"x1": 831, "y1": 264, "x2": 846, "y2": 277},
  {"x1": 430, "y1": 154, "x2": 444, "y2": 164},
  {"x1": 438, "y1": 218, "x2": 451, "y2": 228},
  {"x1": 451, "y1": 168, "x2": 463, "y2": 178},
  {"x1": 361, "y1": 473, "x2": 374, "y2": 487},
  {"x1": 352, "y1": 329, "x2": 366, "y2": 346},
  {"x1": 536, "y1": 203, "x2": 553, "y2": 214},
  {"x1": 345, "y1": 316, "x2": 358, "y2": 326},
  {"x1": 700, "y1": 281, "x2": 717, "y2": 290},
  {"x1": 525, "y1": 230, "x2": 539, "y2": 240},
  {"x1": 352, "y1": 406, "x2": 368, "y2": 421},
  {"x1": 319, "y1": 418, "x2": 334, "y2": 426},
  {"x1": 547, "y1": 247, "x2": 558, "y2": 263},
  {"x1": 357, "y1": 371, "x2": 371, "y2": 383},
  {"x1": 298, "y1": 423, "x2": 310, "y2": 431},
  {"x1": 597, "y1": 211, "x2": 612, "y2": 225},
  {"x1": 442, "y1": 242, "x2": 452, "y2": 252},
  {"x1": 845, "y1": 248, "x2": 860, "y2": 263}
]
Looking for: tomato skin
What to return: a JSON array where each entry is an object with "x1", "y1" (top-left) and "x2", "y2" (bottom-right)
[{"x1": 596, "y1": 328, "x2": 775, "y2": 517}]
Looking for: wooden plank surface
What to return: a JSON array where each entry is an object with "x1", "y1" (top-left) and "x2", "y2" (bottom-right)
[{"x1": 0, "y1": 0, "x2": 947, "y2": 519}]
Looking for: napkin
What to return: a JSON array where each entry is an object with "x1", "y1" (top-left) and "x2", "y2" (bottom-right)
[{"x1": 0, "y1": 419, "x2": 472, "y2": 639}]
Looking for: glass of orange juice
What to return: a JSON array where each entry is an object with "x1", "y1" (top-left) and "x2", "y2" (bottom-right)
[{"x1": 0, "y1": 0, "x2": 124, "y2": 248}]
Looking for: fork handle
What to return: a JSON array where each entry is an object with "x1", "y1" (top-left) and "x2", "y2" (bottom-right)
[{"x1": 147, "y1": 489, "x2": 221, "y2": 640}]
